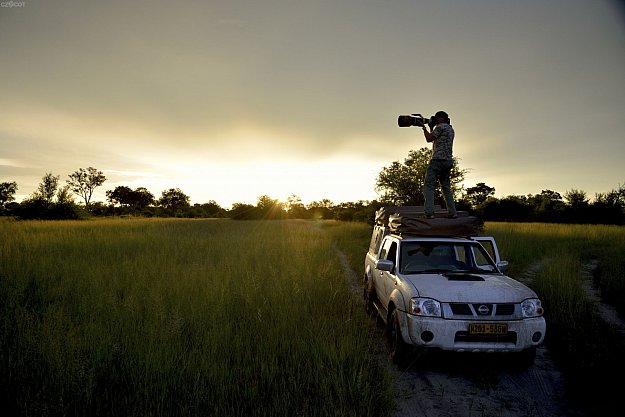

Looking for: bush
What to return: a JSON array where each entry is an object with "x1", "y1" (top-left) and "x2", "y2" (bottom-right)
[{"x1": 14, "y1": 200, "x2": 86, "y2": 220}]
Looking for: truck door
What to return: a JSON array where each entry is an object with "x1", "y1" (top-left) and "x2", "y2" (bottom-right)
[
  {"x1": 472, "y1": 236, "x2": 509, "y2": 271},
  {"x1": 381, "y1": 239, "x2": 399, "y2": 306},
  {"x1": 376, "y1": 239, "x2": 398, "y2": 307},
  {"x1": 472, "y1": 237, "x2": 501, "y2": 264}
]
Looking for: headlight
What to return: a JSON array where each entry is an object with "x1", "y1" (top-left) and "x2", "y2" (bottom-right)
[
  {"x1": 410, "y1": 298, "x2": 441, "y2": 317},
  {"x1": 521, "y1": 298, "x2": 544, "y2": 317}
]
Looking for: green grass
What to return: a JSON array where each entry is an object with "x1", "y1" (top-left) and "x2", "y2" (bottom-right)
[
  {"x1": 484, "y1": 222, "x2": 625, "y2": 416},
  {"x1": 3, "y1": 218, "x2": 625, "y2": 416},
  {"x1": 0, "y1": 218, "x2": 393, "y2": 417},
  {"x1": 483, "y1": 222, "x2": 625, "y2": 317}
]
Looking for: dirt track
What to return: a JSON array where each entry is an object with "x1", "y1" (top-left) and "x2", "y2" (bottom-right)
[{"x1": 337, "y1": 251, "x2": 581, "y2": 417}]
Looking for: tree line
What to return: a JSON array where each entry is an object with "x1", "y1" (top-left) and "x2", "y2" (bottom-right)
[{"x1": 1, "y1": 152, "x2": 624, "y2": 225}]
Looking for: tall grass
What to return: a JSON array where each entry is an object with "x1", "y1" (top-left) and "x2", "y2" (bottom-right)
[
  {"x1": 484, "y1": 222, "x2": 625, "y2": 315},
  {"x1": 323, "y1": 221, "x2": 373, "y2": 275},
  {"x1": 485, "y1": 222, "x2": 625, "y2": 416},
  {"x1": 4, "y1": 218, "x2": 624, "y2": 416},
  {"x1": 0, "y1": 218, "x2": 393, "y2": 417}
]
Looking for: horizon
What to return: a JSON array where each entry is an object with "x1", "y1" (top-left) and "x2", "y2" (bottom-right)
[{"x1": 4, "y1": 163, "x2": 622, "y2": 210}]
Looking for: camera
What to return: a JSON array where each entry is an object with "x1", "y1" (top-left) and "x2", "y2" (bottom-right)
[{"x1": 398, "y1": 113, "x2": 436, "y2": 128}]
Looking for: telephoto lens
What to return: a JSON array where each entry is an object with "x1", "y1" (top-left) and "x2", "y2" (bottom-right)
[
  {"x1": 398, "y1": 114, "x2": 426, "y2": 127},
  {"x1": 398, "y1": 115, "x2": 414, "y2": 127}
]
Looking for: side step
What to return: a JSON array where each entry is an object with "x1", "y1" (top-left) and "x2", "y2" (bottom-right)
[{"x1": 372, "y1": 299, "x2": 388, "y2": 324}]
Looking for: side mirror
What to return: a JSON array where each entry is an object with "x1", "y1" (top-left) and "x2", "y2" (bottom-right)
[
  {"x1": 497, "y1": 260, "x2": 509, "y2": 272},
  {"x1": 375, "y1": 259, "x2": 394, "y2": 272}
]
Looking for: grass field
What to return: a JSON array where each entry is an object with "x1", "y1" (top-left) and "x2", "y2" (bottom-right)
[
  {"x1": 0, "y1": 218, "x2": 392, "y2": 417},
  {"x1": 484, "y1": 222, "x2": 625, "y2": 415},
  {"x1": 2, "y1": 218, "x2": 624, "y2": 416}
]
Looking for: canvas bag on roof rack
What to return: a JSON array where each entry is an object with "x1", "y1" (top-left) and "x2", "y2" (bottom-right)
[{"x1": 375, "y1": 206, "x2": 481, "y2": 237}]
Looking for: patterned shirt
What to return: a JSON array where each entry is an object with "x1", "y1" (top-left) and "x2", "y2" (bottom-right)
[{"x1": 431, "y1": 123, "x2": 454, "y2": 160}]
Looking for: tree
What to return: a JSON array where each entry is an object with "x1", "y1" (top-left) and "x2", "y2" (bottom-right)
[
  {"x1": 526, "y1": 190, "x2": 565, "y2": 221},
  {"x1": 481, "y1": 195, "x2": 532, "y2": 222},
  {"x1": 17, "y1": 175, "x2": 83, "y2": 220},
  {"x1": 464, "y1": 182, "x2": 495, "y2": 208},
  {"x1": 229, "y1": 202, "x2": 257, "y2": 220},
  {"x1": 591, "y1": 185, "x2": 625, "y2": 224},
  {"x1": 107, "y1": 186, "x2": 154, "y2": 210},
  {"x1": 67, "y1": 167, "x2": 106, "y2": 208},
  {"x1": 0, "y1": 181, "x2": 18, "y2": 209},
  {"x1": 106, "y1": 186, "x2": 134, "y2": 207},
  {"x1": 564, "y1": 189, "x2": 589, "y2": 209},
  {"x1": 256, "y1": 195, "x2": 284, "y2": 219},
  {"x1": 191, "y1": 200, "x2": 226, "y2": 218},
  {"x1": 285, "y1": 194, "x2": 307, "y2": 218},
  {"x1": 307, "y1": 199, "x2": 335, "y2": 220},
  {"x1": 33, "y1": 173, "x2": 60, "y2": 204},
  {"x1": 563, "y1": 189, "x2": 590, "y2": 223},
  {"x1": 158, "y1": 188, "x2": 190, "y2": 215},
  {"x1": 375, "y1": 148, "x2": 466, "y2": 206},
  {"x1": 335, "y1": 201, "x2": 369, "y2": 221},
  {"x1": 131, "y1": 187, "x2": 155, "y2": 210},
  {"x1": 56, "y1": 185, "x2": 74, "y2": 204}
]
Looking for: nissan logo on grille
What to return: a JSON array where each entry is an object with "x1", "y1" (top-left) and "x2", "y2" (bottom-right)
[{"x1": 477, "y1": 304, "x2": 491, "y2": 315}]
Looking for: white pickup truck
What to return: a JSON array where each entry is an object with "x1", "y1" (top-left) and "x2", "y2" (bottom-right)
[{"x1": 364, "y1": 208, "x2": 546, "y2": 364}]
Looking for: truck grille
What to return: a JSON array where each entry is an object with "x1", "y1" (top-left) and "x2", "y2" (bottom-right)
[
  {"x1": 494, "y1": 303, "x2": 515, "y2": 315},
  {"x1": 447, "y1": 303, "x2": 517, "y2": 319},
  {"x1": 449, "y1": 303, "x2": 472, "y2": 315}
]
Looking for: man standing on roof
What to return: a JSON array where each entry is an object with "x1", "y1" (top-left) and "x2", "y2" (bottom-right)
[{"x1": 421, "y1": 110, "x2": 458, "y2": 219}]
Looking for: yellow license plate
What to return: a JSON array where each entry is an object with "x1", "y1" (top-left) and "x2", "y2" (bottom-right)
[{"x1": 468, "y1": 323, "x2": 508, "y2": 335}]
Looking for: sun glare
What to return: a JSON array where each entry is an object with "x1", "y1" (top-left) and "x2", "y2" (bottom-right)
[{"x1": 123, "y1": 157, "x2": 379, "y2": 208}]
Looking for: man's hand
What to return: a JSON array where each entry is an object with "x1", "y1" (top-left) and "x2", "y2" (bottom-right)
[{"x1": 422, "y1": 126, "x2": 435, "y2": 143}]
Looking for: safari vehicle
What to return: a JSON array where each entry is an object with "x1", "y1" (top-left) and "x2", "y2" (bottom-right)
[{"x1": 364, "y1": 207, "x2": 546, "y2": 364}]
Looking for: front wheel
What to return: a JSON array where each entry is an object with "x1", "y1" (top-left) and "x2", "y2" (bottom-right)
[{"x1": 388, "y1": 309, "x2": 408, "y2": 364}]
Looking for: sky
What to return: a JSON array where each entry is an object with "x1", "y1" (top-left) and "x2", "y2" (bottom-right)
[{"x1": 1, "y1": 0, "x2": 624, "y2": 208}]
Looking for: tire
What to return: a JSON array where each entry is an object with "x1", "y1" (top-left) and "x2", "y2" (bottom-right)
[{"x1": 388, "y1": 308, "x2": 408, "y2": 364}]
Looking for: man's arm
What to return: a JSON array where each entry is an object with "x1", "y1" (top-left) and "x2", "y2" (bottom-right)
[{"x1": 422, "y1": 126, "x2": 436, "y2": 143}]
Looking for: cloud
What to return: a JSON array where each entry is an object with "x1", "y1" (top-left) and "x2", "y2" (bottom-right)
[{"x1": 1, "y1": 0, "x2": 623, "y2": 205}]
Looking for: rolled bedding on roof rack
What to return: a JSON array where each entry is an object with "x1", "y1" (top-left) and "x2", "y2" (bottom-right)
[{"x1": 375, "y1": 206, "x2": 481, "y2": 237}]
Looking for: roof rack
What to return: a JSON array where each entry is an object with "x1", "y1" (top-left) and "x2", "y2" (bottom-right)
[{"x1": 375, "y1": 206, "x2": 481, "y2": 237}]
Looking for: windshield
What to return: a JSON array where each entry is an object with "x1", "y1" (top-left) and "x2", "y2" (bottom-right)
[{"x1": 399, "y1": 241, "x2": 499, "y2": 274}]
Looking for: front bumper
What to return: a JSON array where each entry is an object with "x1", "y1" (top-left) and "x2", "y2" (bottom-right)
[{"x1": 402, "y1": 312, "x2": 546, "y2": 352}]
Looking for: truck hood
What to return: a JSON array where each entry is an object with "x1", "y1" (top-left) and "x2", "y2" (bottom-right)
[{"x1": 402, "y1": 272, "x2": 537, "y2": 303}]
